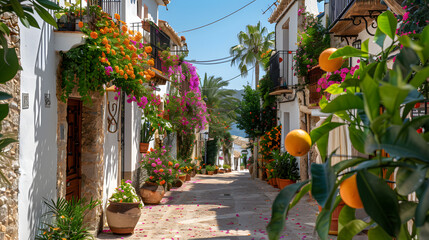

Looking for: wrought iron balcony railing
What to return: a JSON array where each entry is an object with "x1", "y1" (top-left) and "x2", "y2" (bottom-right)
[
  {"x1": 269, "y1": 50, "x2": 295, "y2": 92},
  {"x1": 150, "y1": 23, "x2": 171, "y2": 70},
  {"x1": 329, "y1": 0, "x2": 354, "y2": 30}
]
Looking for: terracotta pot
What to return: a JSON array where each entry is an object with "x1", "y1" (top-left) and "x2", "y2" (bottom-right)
[
  {"x1": 318, "y1": 202, "x2": 345, "y2": 235},
  {"x1": 139, "y1": 142, "x2": 149, "y2": 153},
  {"x1": 225, "y1": 169, "x2": 231, "y2": 173},
  {"x1": 172, "y1": 179, "x2": 183, "y2": 188},
  {"x1": 140, "y1": 182, "x2": 165, "y2": 205},
  {"x1": 218, "y1": 169, "x2": 224, "y2": 174},
  {"x1": 277, "y1": 179, "x2": 296, "y2": 190},
  {"x1": 272, "y1": 178, "x2": 279, "y2": 188},
  {"x1": 201, "y1": 169, "x2": 206, "y2": 175},
  {"x1": 178, "y1": 175, "x2": 186, "y2": 182},
  {"x1": 207, "y1": 171, "x2": 214, "y2": 175},
  {"x1": 185, "y1": 174, "x2": 191, "y2": 181},
  {"x1": 191, "y1": 170, "x2": 196, "y2": 177},
  {"x1": 240, "y1": 166, "x2": 244, "y2": 170},
  {"x1": 214, "y1": 169, "x2": 218, "y2": 174},
  {"x1": 106, "y1": 201, "x2": 141, "y2": 234}
]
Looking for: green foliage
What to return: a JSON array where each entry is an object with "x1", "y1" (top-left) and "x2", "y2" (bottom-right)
[
  {"x1": 206, "y1": 137, "x2": 219, "y2": 166},
  {"x1": 36, "y1": 198, "x2": 100, "y2": 240},
  {"x1": 267, "y1": 12, "x2": 429, "y2": 240},
  {"x1": 205, "y1": 165, "x2": 216, "y2": 171},
  {"x1": 140, "y1": 118, "x2": 155, "y2": 143},
  {"x1": 397, "y1": 0, "x2": 429, "y2": 36},
  {"x1": 259, "y1": 73, "x2": 278, "y2": 132},
  {"x1": 236, "y1": 85, "x2": 262, "y2": 139},
  {"x1": 294, "y1": 9, "x2": 330, "y2": 78},
  {"x1": 271, "y1": 151, "x2": 299, "y2": 181},
  {"x1": 140, "y1": 147, "x2": 178, "y2": 186}
]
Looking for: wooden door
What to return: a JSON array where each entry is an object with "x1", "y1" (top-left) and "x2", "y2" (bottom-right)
[{"x1": 66, "y1": 99, "x2": 82, "y2": 201}]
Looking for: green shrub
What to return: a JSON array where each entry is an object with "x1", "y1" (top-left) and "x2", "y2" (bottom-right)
[
  {"x1": 272, "y1": 151, "x2": 299, "y2": 181},
  {"x1": 223, "y1": 164, "x2": 231, "y2": 169},
  {"x1": 205, "y1": 165, "x2": 216, "y2": 171}
]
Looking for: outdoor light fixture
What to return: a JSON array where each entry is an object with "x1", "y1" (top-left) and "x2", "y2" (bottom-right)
[{"x1": 106, "y1": 85, "x2": 120, "y2": 133}]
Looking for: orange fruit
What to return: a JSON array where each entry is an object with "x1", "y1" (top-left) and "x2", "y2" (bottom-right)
[
  {"x1": 319, "y1": 48, "x2": 343, "y2": 72},
  {"x1": 285, "y1": 129, "x2": 311, "y2": 157},
  {"x1": 340, "y1": 174, "x2": 363, "y2": 209}
]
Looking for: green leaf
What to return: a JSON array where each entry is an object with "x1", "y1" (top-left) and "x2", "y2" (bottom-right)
[
  {"x1": 0, "y1": 48, "x2": 20, "y2": 83},
  {"x1": 289, "y1": 183, "x2": 311, "y2": 209},
  {"x1": 333, "y1": 158, "x2": 368, "y2": 174},
  {"x1": 379, "y1": 84, "x2": 412, "y2": 124},
  {"x1": 0, "y1": 92, "x2": 12, "y2": 101},
  {"x1": 35, "y1": 0, "x2": 61, "y2": 10},
  {"x1": 34, "y1": 3, "x2": 58, "y2": 29},
  {"x1": 321, "y1": 94, "x2": 364, "y2": 113},
  {"x1": 348, "y1": 126, "x2": 366, "y2": 153},
  {"x1": 373, "y1": 27, "x2": 386, "y2": 48},
  {"x1": 399, "y1": 201, "x2": 417, "y2": 224},
  {"x1": 310, "y1": 117, "x2": 344, "y2": 144},
  {"x1": 0, "y1": 22, "x2": 10, "y2": 35},
  {"x1": 396, "y1": 167, "x2": 426, "y2": 196},
  {"x1": 419, "y1": 220, "x2": 429, "y2": 239},
  {"x1": 340, "y1": 78, "x2": 361, "y2": 89},
  {"x1": 319, "y1": 95, "x2": 328, "y2": 109},
  {"x1": 338, "y1": 205, "x2": 355, "y2": 233},
  {"x1": 20, "y1": 16, "x2": 30, "y2": 28},
  {"x1": 267, "y1": 180, "x2": 310, "y2": 240},
  {"x1": 368, "y1": 226, "x2": 392, "y2": 240},
  {"x1": 11, "y1": 0, "x2": 25, "y2": 18},
  {"x1": 325, "y1": 83, "x2": 344, "y2": 95},
  {"x1": 0, "y1": 137, "x2": 17, "y2": 150},
  {"x1": 329, "y1": 46, "x2": 369, "y2": 59},
  {"x1": 311, "y1": 160, "x2": 336, "y2": 208},
  {"x1": 361, "y1": 39, "x2": 369, "y2": 53},
  {"x1": 338, "y1": 219, "x2": 371, "y2": 240},
  {"x1": 377, "y1": 11, "x2": 397, "y2": 40},
  {"x1": 409, "y1": 66, "x2": 429, "y2": 88},
  {"x1": 0, "y1": 104, "x2": 9, "y2": 122},
  {"x1": 357, "y1": 170, "x2": 401, "y2": 237},
  {"x1": 416, "y1": 180, "x2": 429, "y2": 227},
  {"x1": 317, "y1": 133, "x2": 329, "y2": 161},
  {"x1": 360, "y1": 75, "x2": 380, "y2": 122},
  {"x1": 23, "y1": 13, "x2": 40, "y2": 29},
  {"x1": 316, "y1": 195, "x2": 341, "y2": 240}
]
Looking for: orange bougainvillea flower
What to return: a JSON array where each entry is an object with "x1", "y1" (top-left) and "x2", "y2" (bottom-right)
[
  {"x1": 159, "y1": 169, "x2": 164, "y2": 173},
  {"x1": 111, "y1": 49, "x2": 116, "y2": 55},
  {"x1": 114, "y1": 13, "x2": 120, "y2": 20},
  {"x1": 121, "y1": 25, "x2": 128, "y2": 32},
  {"x1": 128, "y1": 30, "x2": 134, "y2": 35},
  {"x1": 168, "y1": 161, "x2": 173, "y2": 166},
  {"x1": 149, "y1": 176, "x2": 154, "y2": 180},
  {"x1": 160, "y1": 180, "x2": 166, "y2": 185},
  {"x1": 119, "y1": 70, "x2": 124, "y2": 76},
  {"x1": 102, "y1": 37, "x2": 108, "y2": 45},
  {"x1": 145, "y1": 46, "x2": 152, "y2": 53},
  {"x1": 78, "y1": 21, "x2": 83, "y2": 28},
  {"x1": 90, "y1": 32, "x2": 98, "y2": 39}
]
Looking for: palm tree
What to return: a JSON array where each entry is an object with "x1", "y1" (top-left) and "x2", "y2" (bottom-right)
[
  {"x1": 230, "y1": 21, "x2": 274, "y2": 88},
  {"x1": 200, "y1": 73, "x2": 239, "y2": 121}
]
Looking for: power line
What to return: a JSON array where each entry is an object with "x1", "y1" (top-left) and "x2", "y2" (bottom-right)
[
  {"x1": 187, "y1": 56, "x2": 233, "y2": 63},
  {"x1": 191, "y1": 59, "x2": 232, "y2": 65},
  {"x1": 225, "y1": 66, "x2": 255, "y2": 82},
  {"x1": 178, "y1": 0, "x2": 258, "y2": 33}
]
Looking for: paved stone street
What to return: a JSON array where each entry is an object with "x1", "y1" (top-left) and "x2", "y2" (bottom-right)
[{"x1": 97, "y1": 172, "x2": 321, "y2": 240}]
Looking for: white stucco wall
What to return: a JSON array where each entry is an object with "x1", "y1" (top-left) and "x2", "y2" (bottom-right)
[
  {"x1": 143, "y1": 0, "x2": 159, "y2": 24},
  {"x1": 124, "y1": 0, "x2": 159, "y2": 24},
  {"x1": 124, "y1": 102, "x2": 141, "y2": 179},
  {"x1": 102, "y1": 93, "x2": 120, "y2": 208},
  {"x1": 305, "y1": 0, "x2": 319, "y2": 15},
  {"x1": 19, "y1": 22, "x2": 58, "y2": 240},
  {"x1": 279, "y1": 100, "x2": 300, "y2": 152}
]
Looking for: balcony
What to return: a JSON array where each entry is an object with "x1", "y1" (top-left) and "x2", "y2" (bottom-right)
[
  {"x1": 269, "y1": 50, "x2": 295, "y2": 95},
  {"x1": 328, "y1": 0, "x2": 388, "y2": 36},
  {"x1": 98, "y1": 0, "x2": 121, "y2": 19},
  {"x1": 150, "y1": 23, "x2": 171, "y2": 71}
]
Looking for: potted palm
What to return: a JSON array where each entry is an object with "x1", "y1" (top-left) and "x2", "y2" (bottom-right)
[
  {"x1": 140, "y1": 147, "x2": 177, "y2": 204},
  {"x1": 106, "y1": 180, "x2": 142, "y2": 234},
  {"x1": 206, "y1": 165, "x2": 216, "y2": 175},
  {"x1": 140, "y1": 118, "x2": 155, "y2": 153},
  {"x1": 273, "y1": 151, "x2": 299, "y2": 189}
]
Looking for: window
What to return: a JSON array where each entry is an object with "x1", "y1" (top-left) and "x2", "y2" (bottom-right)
[
  {"x1": 137, "y1": 0, "x2": 142, "y2": 18},
  {"x1": 144, "y1": 4, "x2": 148, "y2": 19}
]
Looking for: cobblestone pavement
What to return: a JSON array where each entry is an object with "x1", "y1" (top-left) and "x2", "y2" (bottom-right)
[{"x1": 97, "y1": 171, "x2": 323, "y2": 240}]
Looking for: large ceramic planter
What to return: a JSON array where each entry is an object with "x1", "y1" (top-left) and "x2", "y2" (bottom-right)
[
  {"x1": 277, "y1": 179, "x2": 296, "y2": 190},
  {"x1": 207, "y1": 171, "x2": 214, "y2": 175},
  {"x1": 178, "y1": 175, "x2": 186, "y2": 182},
  {"x1": 140, "y1": 182, "x2": 165, "y2": 205},
  {"x1": 106, "y1": 201, "x2": 141, "y2": 234},
  {"x1": 185, "y1": 174, "x2": 191, "y2": 181},
  {"x1": 139, "y1": 142, "x2": 149, "y2": 153}
]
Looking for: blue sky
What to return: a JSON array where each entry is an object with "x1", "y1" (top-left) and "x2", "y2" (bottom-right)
[{"x1": 160, "y1": 1, "x2": 324, "y2": 90}]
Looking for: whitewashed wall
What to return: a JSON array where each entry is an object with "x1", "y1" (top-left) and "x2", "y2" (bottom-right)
[
  {"x1": 19, "y1": 21, "x2": 58, "y2": 240},
  {"x1": 279, "y1": 100, "x2": 300, "y2": 151}
]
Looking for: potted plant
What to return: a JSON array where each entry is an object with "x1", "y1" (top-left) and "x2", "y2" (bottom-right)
[
  {"x1": 140, "y1": 118, "x2": 155, "y2": 153},
  {"x1": 206, "y1": 165, "x2": 215, "y2": 175},
  {"x1": 214, "y1": 165, "x2": 219, "y2": 174},
  {"x1": 273, "y1": 151, "x2": 299, "y2": 189},
  {"x1": 55, "y1": 1, "x2": 84, "y2": 31},
  {"x1": 201, "y1": 164, "x2": 207, "y2": 175},
  {"x1": 106, "y1": 180, "x2": 142, "y2": 234},
  {"x1": 223, "y1": 164, "x2": 231, "y2": 172},
  {"x1": 240, "y1": 163, "x2": 245, "y2": 171},
  {"x1": 140, "y1": 147, "x2": 177, "y2": 204}
]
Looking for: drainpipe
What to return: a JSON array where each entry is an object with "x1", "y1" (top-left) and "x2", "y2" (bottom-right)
[{"x1": 121, "y1": 92, "x2": 125, "y2": 180}]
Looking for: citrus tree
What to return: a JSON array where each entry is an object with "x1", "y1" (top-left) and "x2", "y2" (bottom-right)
[{"x1": 267, "y1": 11, "x2": 429, "y2": 240}]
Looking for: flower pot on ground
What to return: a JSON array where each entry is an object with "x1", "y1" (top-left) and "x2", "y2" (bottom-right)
[
  {"x1": 206, "y1": 165, "x2": 216, "y2": 175},
  {"x1": 218, "y1": 169, "x2": 225, "y2": 174},
  {"x1": 201, "y1": 169, "x2": 206, "y2": 175},
  {"x1": 185, "y1": 174, "x2": 191, "y2": 181},
  {"x1": 317, "y1": 202, "x2": 345, "y2": 235},
  {"x1": 272, "y1": 151, "x2": 300, "y2": 189},
  {"x1": 207, "y1": 171, "x2": 214, "y2": 175},
  {"x1": 172, "y1": 178, "x2": 183, "y2": 188},
  {"x1": 223, "y1": 164, "x2": 231, "y2": 173},
  {"x1": 214, "y1": 169, "x2": 218, "y2": 174},
  {"x1": 191, "y1": 169, "x2": 196, "y2": 177},
  {"x1": 107, "y1": 180, "x2": 142, "y2": 234},
  {"x1": 178, "y1": 174, "x2": 186, "y2": 182},
  {"x1": 140, "y1": 181, "x2": 165, "y2": 205},
  {"x1": 139, "y1": 118, "x2": 155, "y2": 153}
]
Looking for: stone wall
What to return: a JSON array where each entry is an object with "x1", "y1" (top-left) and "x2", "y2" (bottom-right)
[
  {"x1": 56, "y1": 88, "x2": 106, "y2": 234},
  {"x1": 0, "y1": 13, "x2": 20, "y2": 240}
]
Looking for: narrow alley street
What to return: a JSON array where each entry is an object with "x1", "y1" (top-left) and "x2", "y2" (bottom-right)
[{"x1": 97, "y1": 172, "x2": 319, "y2": 240}]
